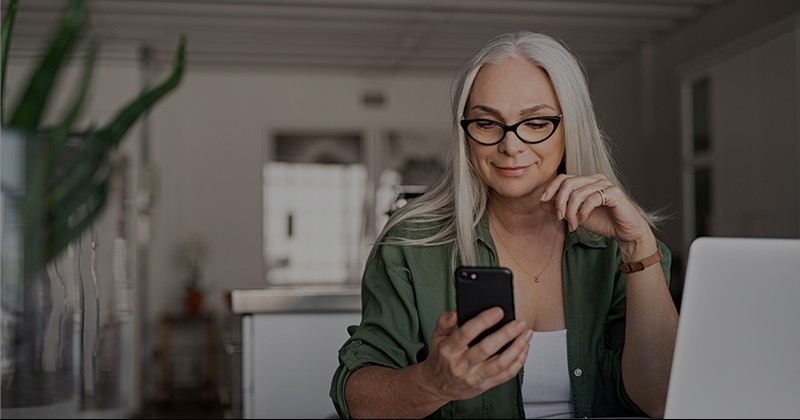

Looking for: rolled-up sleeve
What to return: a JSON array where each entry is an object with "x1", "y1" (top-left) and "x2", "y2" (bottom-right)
[{"x1": 329, "y1": 243, "x2": 428, "y2": 418}]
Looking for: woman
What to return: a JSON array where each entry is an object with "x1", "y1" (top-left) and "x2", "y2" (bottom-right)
[{"x1": 330, "y1": 31, "x2": 679, "y2": 419}]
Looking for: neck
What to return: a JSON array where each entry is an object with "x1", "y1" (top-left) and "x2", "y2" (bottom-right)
[
  {"x1": 488, "y1": 205, "x2": 564, "y2": 284},
  {"x1": 488, "y1": 194, "x2": 558, "y2": 235}
]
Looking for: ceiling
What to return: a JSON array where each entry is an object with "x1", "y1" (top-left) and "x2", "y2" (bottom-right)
[{"x1": 5, "y1": 0, "x2": 729, "y2": 76}]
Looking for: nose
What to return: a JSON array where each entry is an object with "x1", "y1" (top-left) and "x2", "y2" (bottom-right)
[{"x1": 497, "y1": 130, "x2": 527, "y2": 155}]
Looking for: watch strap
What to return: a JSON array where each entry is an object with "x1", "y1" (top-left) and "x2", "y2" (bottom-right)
[{"x1": 619, "y1": 248, "x2": 663, "y2": 274}]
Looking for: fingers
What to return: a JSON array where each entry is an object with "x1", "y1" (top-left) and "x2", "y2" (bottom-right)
[
  {"x1": 467, "y1": 316, "x2": 529, "y2": 360},
  {"x1": 435, "y1": 310, "x2": 459, "y2": 337},
  {"x1": 471, "y1": 324, "x2": 531, "y2": 386},
  {"x1": 427, "y1": 309, "x2": 531, "y2": 401},
  {"x1": 452, "y1": 307, "x2": 505, "y2": 348},
  {"x1": 541, "y1": 174, "x2": 613, "y2": 231},
  {"x1": 459, "y1": 306, "x2": 503, "y2": 334},
  {"x1": 431, "y1": 310, "x2": 459, "y2": 353},
  {"x1": 578, "y1": 185, "x2": 620, "y2": 225},
  {"x1": 491, "y1": 327, "x2": 532, "y2": 374},
  {"x1": 452, "y1": 307, "x2": 528, "y2": 360}
]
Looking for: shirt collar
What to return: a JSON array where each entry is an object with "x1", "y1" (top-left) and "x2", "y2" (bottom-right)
[
  {"x1": 476, "y1": 211, "x2": 493, "y2": 247},
  {"x1": 566, "y1": 227, "x2": 608, "y2": 249}
]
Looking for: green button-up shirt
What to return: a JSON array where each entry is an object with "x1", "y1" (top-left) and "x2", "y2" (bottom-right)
[{"x1": 330, "y1": 214, "x2": 671, "y2": 418}]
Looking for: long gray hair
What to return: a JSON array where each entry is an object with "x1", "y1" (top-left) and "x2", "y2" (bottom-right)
[{"x1": 370, "y1": 31, "x2": 658, "y2": 267}]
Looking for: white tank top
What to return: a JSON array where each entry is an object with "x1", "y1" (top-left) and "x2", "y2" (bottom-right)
[{"x1": 522, "y1": 329, "x2": 575, "y2": 419}]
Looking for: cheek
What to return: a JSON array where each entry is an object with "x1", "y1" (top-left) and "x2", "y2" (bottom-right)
[
  {"x1": 549, "y1": 137, "x2": 566, "y2": 163},
  {"x1": 468, "y1": 147, "x2": 493, "y2": 180},
  {"x1": 468, "y1": 144, "x2": 485, "y2": 166},
  {"x1": 551, "y1": 144, "x2": 566, "y2": 163}
]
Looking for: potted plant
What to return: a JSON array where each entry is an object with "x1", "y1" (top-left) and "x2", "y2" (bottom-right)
[
  {"x1": 1, "y1": 0, "x2": 187, "y2": 412},
  {"x1": 2, "y1": 0, "x2": 186, "y2": 282}
]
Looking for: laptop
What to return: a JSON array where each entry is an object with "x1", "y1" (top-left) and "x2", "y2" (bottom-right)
[{"x1": 664, "y1": 237, "x2": 800, "y2": 419}]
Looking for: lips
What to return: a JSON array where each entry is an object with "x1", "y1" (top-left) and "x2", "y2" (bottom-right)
[{"x1": 494, "y1": 163, "x2": 531, "y2": 177}]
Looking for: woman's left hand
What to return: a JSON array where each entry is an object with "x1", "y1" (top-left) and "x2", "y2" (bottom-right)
[{"x1": 539, "y1": 173, "x2": 651, "y2": 245}]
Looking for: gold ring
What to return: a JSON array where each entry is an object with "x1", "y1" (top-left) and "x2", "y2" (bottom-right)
[{"x1": 598, "y1": 189, "x2": 607, "y2": 206}]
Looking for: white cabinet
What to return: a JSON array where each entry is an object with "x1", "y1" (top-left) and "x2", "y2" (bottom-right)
[{"x1": 242, "y1": 311, "x2": 361, "y2": 419}]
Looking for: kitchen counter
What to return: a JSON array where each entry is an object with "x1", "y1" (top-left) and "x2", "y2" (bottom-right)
[{"x1": 230, "y1": 285, "x2": 361, "y2": 314}]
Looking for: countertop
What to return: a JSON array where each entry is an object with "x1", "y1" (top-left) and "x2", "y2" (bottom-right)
[{"x1": 230, "y1": 285, "x2": 361, "y2": 314}]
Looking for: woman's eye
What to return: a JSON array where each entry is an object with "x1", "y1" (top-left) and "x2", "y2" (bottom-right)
[{"x1": 524, "y1": 120, "x2": 549, "y2": 130}]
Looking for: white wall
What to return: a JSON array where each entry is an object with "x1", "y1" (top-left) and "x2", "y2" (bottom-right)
[{"x1": 146, "y1": 68, "x2": 452, "y2": 296}]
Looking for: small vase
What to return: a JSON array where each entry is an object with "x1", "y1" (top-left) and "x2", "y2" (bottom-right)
[{"x1": 185, "y1": 290, "x2": 203, "y2": 317}]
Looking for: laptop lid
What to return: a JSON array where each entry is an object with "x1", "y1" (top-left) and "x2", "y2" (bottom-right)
[{"x1": 664, "y1": 237, "x2": 800, "y2": 419}]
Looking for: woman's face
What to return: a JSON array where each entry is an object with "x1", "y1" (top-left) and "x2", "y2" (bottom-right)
[{"x1": 465, "y1": 57, "x2": 565, "y2": 201}]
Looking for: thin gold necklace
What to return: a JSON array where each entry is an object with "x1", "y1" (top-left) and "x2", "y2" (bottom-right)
[{"x1": 491, "y1": 219, "x2": 560, "y2": 283}]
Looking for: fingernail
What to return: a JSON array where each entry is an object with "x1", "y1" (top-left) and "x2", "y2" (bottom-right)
[
  {"x1": 541, "y1": 191, "x2": 548, "y2": 201},
  {"x1": 557, "y1": 209, "x2": 563, "y2": 220}
]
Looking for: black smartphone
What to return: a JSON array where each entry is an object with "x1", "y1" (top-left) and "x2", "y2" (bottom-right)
[{"x1": 455, "y1": 266, "x2": 516, "y2": 349}]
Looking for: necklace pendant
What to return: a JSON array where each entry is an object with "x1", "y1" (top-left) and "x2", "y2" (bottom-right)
[{"x1": 534, "y1": 276, "x2": 540, "y2": 283}]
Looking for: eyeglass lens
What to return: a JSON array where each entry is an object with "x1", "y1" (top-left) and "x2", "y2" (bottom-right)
[{"x1": 465, "y1": 117, "x2": 558, "y2": 145}]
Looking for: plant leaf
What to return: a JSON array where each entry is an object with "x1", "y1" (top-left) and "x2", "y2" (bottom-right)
[
  {"x1": 12, "y1": 5, "x2": 188, "y2": 283},
  {"x1": 48, "y1": 130, "x2": 108, "y2": 205},
  {"x1": 1, "y1": 0, "x2": 20, "y2": 124},
  {"x1": 49, "y1": 39, "x2": 100, "y2": 150},
  {"x1": 8, "y1": 0, "x2": 87, "y2": 132},
  {"x1": 36, "y1": 41, "x2": 101, "y2": 187},
  {"x1": 99, "y1": 34, "x2": 186, "y2": 147},
  {"x1": 21, "y1": 133, "x2": 52, "y2": 281}
]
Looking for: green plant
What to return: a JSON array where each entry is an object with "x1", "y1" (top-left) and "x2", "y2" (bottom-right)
[{"x1": 1, "y1": 0, "x2": 186, "y2": 282}]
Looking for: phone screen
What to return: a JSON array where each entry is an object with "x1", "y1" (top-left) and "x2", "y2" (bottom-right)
[{"x1": 455, "y1": 266, "x2": 516, "y2": 349}]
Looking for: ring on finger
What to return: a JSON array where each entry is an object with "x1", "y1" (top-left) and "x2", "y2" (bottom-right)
[{"x1": 597, "y1": 189, "x2": 607, "y2": 206}]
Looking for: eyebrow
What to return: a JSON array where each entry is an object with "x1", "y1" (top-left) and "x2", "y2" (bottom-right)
[{"x1": 467, "y1": 104, "x2": 558, "y2": 119}]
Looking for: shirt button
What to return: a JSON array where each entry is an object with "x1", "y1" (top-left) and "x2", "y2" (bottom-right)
[{"x1": 573, "y1": 368, "x2": 583, "y2": 377}]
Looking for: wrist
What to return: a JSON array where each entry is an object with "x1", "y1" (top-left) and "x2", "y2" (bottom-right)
[
  {"x1": 618, "y1": 232, "x2": 657, "y2": 262},
  {"x1": 618, "y1": 231, "x2": 663, "y2": 274},
  {"x1": 410, "y1": 361, "x2": 450, "y2": 408},
  {"x1": 619, "y1": 247, "x2": 663, "y2": 274}
]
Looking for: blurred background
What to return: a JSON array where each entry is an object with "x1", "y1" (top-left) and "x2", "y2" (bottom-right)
[{"x1": 2, "y1": 0, "x2": 798, "y2": 418}]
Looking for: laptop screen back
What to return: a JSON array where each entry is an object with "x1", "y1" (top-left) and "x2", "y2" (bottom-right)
[{"x1": 664, "y1": 237, "x2": 800, "y2": 419}]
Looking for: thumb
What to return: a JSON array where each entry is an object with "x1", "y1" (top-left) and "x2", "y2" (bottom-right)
[{"x1": 433, "y1": 310, "x2": 458, "y2": 339}]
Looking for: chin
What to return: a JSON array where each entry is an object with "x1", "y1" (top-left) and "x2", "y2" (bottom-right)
[{"x1": 490, "y1": 183, "x2": 539, "y2": 200}]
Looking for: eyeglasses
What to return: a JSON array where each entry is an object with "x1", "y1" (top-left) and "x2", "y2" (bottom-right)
[{"x1": 460, "y1": 114, "x2": 562, "y2": 146}]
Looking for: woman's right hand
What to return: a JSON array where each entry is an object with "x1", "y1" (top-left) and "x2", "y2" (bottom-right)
[{"x1": 420, "y1": 308, "x2": 531, "y2": 402}]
